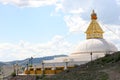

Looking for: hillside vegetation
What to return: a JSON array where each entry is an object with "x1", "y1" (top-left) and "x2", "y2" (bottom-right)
[{"x1": 43, "y1": 51, "x2": 120, "y2": 80}]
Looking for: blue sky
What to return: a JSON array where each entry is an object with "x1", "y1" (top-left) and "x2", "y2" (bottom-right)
[
  {"x1": 0, "y1": 0, "x2": 120, "y2": 61},
  {"x1": 0, "y1": 5, "x2": 66, "y2": 42}
]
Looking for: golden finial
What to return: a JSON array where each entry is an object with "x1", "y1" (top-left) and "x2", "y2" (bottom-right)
[{"x1": 91, "y1": 10, "x2": 97, "y2": 20}]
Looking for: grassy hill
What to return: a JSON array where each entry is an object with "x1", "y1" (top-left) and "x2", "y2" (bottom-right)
[{"x1": 42, "y1": 51, "x2": 120, "y2": 80}]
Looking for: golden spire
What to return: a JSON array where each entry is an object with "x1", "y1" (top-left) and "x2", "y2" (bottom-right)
[
  {"x1": 91, "y1": 10, "x2": 97, "y2": 20},
  {"x1": 85, "y1": 10, "x2": 104, "y2": 39}
]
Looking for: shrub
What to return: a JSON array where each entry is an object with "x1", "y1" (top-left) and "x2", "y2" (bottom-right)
[
  {"x1": 39, "y1": 74, "x2": 46, "y2": 79},
  {"x1": 99, "y1": 72, "x2": 108, "y2": 80},
  {"x1": 105, "y1": 54, "x2": 111, "y2": 57},
  {"x1": 114, "y1": 53, "x2": 120, "y2": 62},
  {"x1": 11, "y1": 72, "x2": 16, "y2": 77},
  {"x1": 36, "y1": 75, "x2": 40, "y2": 80}
]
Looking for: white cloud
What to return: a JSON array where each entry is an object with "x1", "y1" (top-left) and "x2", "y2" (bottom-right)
[
  {"x1": 55, "y1": 0, "x2": 120, "y2": 29},
  {"x1": 116, "y1": 0, "x2": 120, "y2": 5},
  {"x1": 0, "y1": 0, "x2": 57, "y2": 8},
  {"x1": 102, "y1": 24, "x2": 120, "y2": 40},
  {"x1": 0, "y1": 35, "x2": 74, "y2": 62},
  {"x1": 69, "y1": 8, "x2": 84, "y2": 14},
  {"x1": 64, "y1": 15, "x2": 88, "y2": 33},
  {"x1": 55, "y1": 0, "x2": 92, "y2": 13},
  {"x1": 96, "y1": 23, "x2": 120, "y2": 51}
]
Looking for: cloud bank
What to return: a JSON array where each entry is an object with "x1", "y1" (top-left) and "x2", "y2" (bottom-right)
[
  {"x1": 55, "y1": 0, "x2": 120, "y2": 32},
  {"x1": 0, "y1": 0, "x2": 57, "y2": 7},
  {"x1": 0, "y1": 35, "x2": 74, "y2": 62}
]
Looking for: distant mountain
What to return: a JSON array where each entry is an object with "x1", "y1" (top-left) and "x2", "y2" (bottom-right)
[
  {"x1": 5, "y1": 55, "x2": 68, "y2": 66},
  {"x1": 0, "y1": 62, "x2": 6, "y2": 66}
]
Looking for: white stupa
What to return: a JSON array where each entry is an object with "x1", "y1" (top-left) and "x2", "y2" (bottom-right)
[
  {"x1": 69, "y1": 10, "x2": 117, "y2": 62},
  {"x1": 44, "y1": 10, "x2": 118, "y2": 65}
]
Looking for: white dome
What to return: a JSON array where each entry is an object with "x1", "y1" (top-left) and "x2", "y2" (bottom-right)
[{"x1": 73, "y1": 39, "x2": 117, "y2": 54}]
